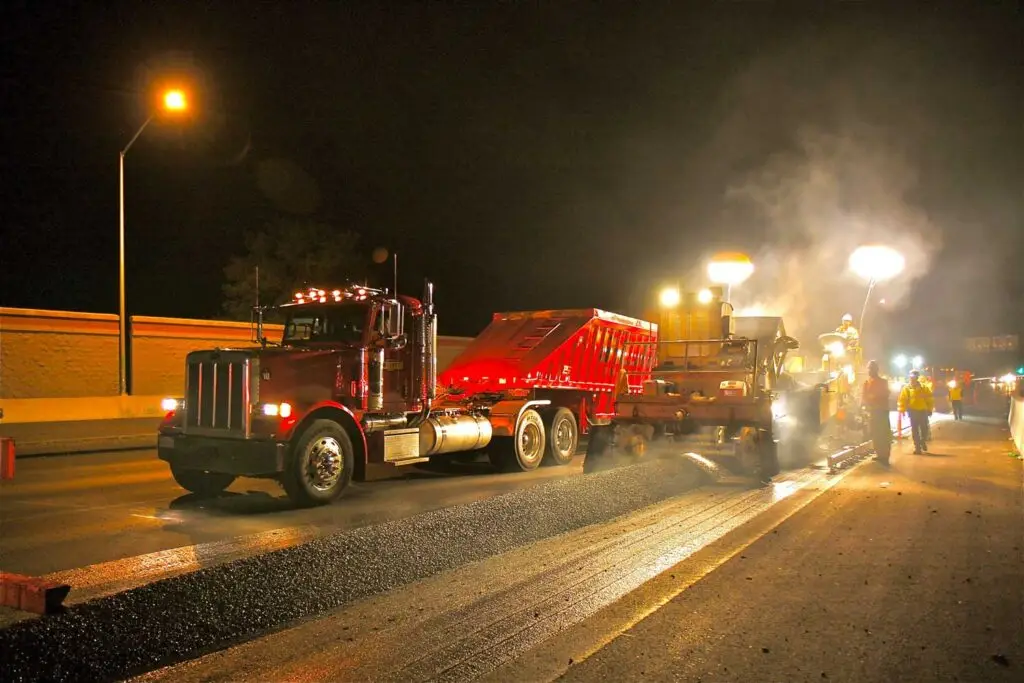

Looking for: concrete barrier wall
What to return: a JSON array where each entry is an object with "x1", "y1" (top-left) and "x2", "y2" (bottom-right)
[
  {"x1": 1010, "y1": 396, "x2": 1024, "y2": 455},
  {"x1": 0, "y1": 308, "x2": 119, "y2": 399}
]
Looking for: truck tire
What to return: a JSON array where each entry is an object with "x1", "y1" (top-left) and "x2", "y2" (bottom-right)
[
  {"x1": 543, "y1": 408, "x2": 578, "y2": 466},
  {"x1": 281, "y1": 419, "x2": 355, "y2": 507},
  {"x1": 489, "y1": 408, "x2": 546, "y2": 472},
  {"x1": 169, "y1": 464, "x2": 235, "y2": 498}
]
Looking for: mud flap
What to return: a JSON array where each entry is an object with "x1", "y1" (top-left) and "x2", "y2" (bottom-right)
[
  {"x1": 758, "y1": 433, "x2": 780, "y2": 480},
  {"x1": 582, "y1": 425, "x2": 614, "y2": 474}
]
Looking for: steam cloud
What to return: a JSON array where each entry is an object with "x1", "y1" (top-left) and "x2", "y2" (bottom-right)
[
  {"x1": 726, "y1": 128, "x2": 942, "y2": 347},
  {"x1": 689, "y1": 26, "x2": 962, "y2": 358}
]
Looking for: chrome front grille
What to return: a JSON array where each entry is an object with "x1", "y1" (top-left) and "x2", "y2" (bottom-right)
[{"x1": 184, "y1": 350, "x2": 256, "y2": 436}]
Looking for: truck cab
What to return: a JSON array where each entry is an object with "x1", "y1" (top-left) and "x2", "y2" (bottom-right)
[{"x1": 158, "y1": 282, "x2": 439, "y2": 507}]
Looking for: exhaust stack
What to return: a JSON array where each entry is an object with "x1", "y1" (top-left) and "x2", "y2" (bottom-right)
[{"x1": 410, "y1": 279, "x2": 436, "y2": 427}]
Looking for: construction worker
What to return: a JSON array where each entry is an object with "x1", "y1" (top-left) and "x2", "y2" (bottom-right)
[
  {"x1": 862, "y1": 360, "x2": 891, "y2": 465},
  {"x1": 948, "y1": 379, "x2": 964, "y2": 420},
  {"x1": 837, "y1": 313, "x2": 860, "y2": 348},
  {"x1": 898, "y1": 369, "x2": 934, "y2": 454}
]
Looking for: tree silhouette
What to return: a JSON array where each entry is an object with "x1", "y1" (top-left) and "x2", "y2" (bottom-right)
[{"x1": 222, "y1": 218, "x2": 364, "y2": 321}]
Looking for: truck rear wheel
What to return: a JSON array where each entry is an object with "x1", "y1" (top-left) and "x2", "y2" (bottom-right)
[
  {"x1": 543, "y1": 408, "x2": 578, "y2": 466},
  {"x1": 281, "y1": 419, "x2": 355, "y2": 507},
  {"x1": 169, "y1": 464, "x2": 235, "y2": 498},
  {"x1": 489, "y1": 408, "x2": 546, "y2": 472}
]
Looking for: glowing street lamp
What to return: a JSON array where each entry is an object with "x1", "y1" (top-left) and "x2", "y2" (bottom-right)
[
  {"x1": 893, "y1": 354, "x2": 907, "y2": 370},
  {"x1": 707, "y1": 252, "x2": 754, "y2": 302},
  {"x1": 163, "y1": 89, "x2": 188, "y2": 111},
  {"x1": 849, "y1": 245, "x2": 905, "y2": 284},
  {"x1": 848, "y1": 245, "x2": 905, "y2": 343},
  {"x1": 659, "y1": 287, "x2": 681, "y2": 308},
  {"x1": 911, "y1": 355, "x2": 924, "y2": 369},
  {"x1": 118, "y1": 87, "x2": 191, "y2": 395}
]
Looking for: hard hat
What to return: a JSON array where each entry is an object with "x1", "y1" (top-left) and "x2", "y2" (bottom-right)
[
  {"x1": 867, "y1": 359, "x2": 879, "y2": 372},
  {"x1": 841, "y1": 313, "x2": 854, "y2": 323},
  {"x1": 909, "y1": 369, "x2": 920, "y2": 378}
]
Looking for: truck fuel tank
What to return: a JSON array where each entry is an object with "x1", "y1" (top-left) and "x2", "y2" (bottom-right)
[{"x1": 420, "y1": 414, "x2": 492, "y2": 456}]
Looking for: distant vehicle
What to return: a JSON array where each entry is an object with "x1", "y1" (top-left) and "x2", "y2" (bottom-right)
[{"x1": 157, "y1": 280, "x2": 657, "y2": 506}]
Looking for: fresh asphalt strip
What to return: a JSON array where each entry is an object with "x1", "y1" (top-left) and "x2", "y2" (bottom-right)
[{"x1": 0, "y1": 455, "x2": 713, "y2": 683}]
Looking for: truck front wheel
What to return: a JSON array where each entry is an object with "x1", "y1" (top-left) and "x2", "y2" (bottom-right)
[
  {"x1": 169, "y1": 464, "x2": 235, "y2": 498},
  {"x1": 281, "y1": 420, "x2": 355, "y2": 507}
]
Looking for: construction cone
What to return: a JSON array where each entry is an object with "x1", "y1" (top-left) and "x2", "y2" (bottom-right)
[{"x1": 0, "y1": 437, "x2": 14, "y2": 480}]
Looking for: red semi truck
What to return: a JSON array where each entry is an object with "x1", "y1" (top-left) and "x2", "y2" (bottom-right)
[{"x1": 157, "y1": 280, "x2": 657, "y2": 506}]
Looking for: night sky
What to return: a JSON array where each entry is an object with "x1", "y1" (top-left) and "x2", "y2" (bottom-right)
[{"x1": 3, "y1": 3, "x2": 1022, "y2": 369}]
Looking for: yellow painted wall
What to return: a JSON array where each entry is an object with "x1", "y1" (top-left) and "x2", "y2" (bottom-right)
[{"x1": 0, "y1": 308, "x2": 119, "y2": 398}]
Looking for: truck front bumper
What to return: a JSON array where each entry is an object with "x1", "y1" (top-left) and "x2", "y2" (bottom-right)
[{"x1": 157, "y1": 433, "x2": 287, "y2": 477}]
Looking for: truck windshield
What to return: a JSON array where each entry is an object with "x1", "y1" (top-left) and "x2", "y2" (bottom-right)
[{"x1": 282, "y1": 303, "x2": 368, "y2": 345}]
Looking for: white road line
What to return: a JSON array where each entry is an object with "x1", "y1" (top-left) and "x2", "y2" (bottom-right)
[{"x1": 43, "y1": 525, "x2": 323, "y2": 604}]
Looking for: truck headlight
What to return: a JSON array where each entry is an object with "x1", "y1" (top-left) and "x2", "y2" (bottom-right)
[
  {"x1": 261, "y1": 402, "x2": 293, "y2": 418},
  {"x1": 161, "y1": 397, "x2": 184, "y2": 412}
]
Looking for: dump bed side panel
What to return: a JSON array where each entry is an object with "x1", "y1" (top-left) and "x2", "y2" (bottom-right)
[{"x1": 438, "y1": 309, "x2": 658, "y2": 398}]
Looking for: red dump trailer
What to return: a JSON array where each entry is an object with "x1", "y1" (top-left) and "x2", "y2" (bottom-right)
[{"x1": 437, "y1": 308, "x2": 659, "y2": 471}]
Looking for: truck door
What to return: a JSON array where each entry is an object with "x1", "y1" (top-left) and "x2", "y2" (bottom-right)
[{"x1": 375, "y1": 301, "x2": 410, "y2": 412}]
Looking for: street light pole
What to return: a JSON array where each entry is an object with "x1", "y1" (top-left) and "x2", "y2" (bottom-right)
[
  {"x1": 858, "y1": 277, "x2": 876, "y2": 340},
  {"x1": 118, "y1": 115, "x2": 153, "y2": 396}
]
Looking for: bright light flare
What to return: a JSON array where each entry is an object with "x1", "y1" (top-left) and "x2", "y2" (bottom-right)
[
  {"x1": 826, "y1": 341, "x2": 846, "y2": 358},
  {"x1": 948, "y1": 380, "x2": 957, "y2": 389},
  {"x1": 659, "y1": 287, "x2": 681, "y2": 308},
  {"x1": 161, "y1": 397, "x2": 180, "y2": 411},
  {"x1": 893, "y1": 354, "x2": 907, "y2": 369},
  {"x1": 849, "y1": 245, "x2": 905, "y2": 283},
  {"x1": 771, "y1": 398, "x2": 787, "y2": 420},
  {"x1": 1000, "y1": 373, "x2": 1016, "y2": 385},
  {"x1": 707, "y1": 253, "x2": 754, "y2": 286},
  {"x1": 697, "y1": 288, "x2": 713, "y2": 304},
  {"x1": 261, "y1": 402, "x2": 293, "y2": 418},
  {"x1": 912, "y1": 355, "x2": 924, "y2": 369},
  {"x1": 163, "y1": 89, "x2": 188, "y2": 112}
]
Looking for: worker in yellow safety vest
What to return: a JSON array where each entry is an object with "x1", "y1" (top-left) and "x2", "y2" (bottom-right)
[
  {"x1": 948, "y1": 379, "x2": 964, "y2": 421},
  {"x1": 898, "y1": 369, "x2": 934, "y2": 454}
]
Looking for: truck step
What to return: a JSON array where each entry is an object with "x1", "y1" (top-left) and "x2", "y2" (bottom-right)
[{"x1": 390, "y1": 457, "x2": 431, "y2": 467}]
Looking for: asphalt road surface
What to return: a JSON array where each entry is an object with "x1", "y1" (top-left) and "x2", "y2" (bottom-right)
[
  {"x1": 1, "y1": 417, "x2": 1019, "y2": 682},
  {"x1": 131, "y1": 418, "x2": 1021, "y2": 683},
  {"x1": 0, "y1": 447, "x2": 583, "y2": 578}
]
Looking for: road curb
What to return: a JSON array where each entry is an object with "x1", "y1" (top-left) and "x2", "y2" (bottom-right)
[
  {"x1": 11, "y1": 435, "x2": 155, "y2": 458},
  {"x1": 0, "y1": 573, "x2": 70, "y2": 615}
]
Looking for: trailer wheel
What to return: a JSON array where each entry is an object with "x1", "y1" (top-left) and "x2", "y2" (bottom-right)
[
  {"x1": 543, "y1": 408, "x2": 578, "y2": 466},
  {"x1": 281, "y1": 419, "x2": 354, "y2": 507},
  {"x1": 489, "y1": 408, "x2": 546, "y2": 472},
  {"x1": 169, "y1": 464, "x2": 235, "y2": 498}
]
